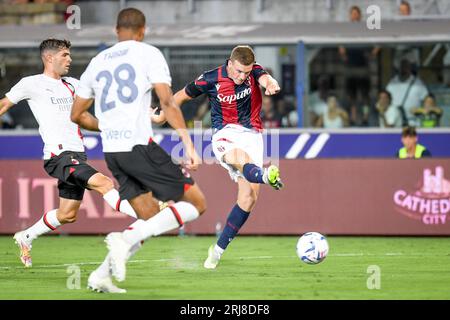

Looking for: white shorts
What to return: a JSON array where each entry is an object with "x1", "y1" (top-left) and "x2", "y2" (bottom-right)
[{"x1": 211, "y1": 124, "x2": 264, "y2": 182}]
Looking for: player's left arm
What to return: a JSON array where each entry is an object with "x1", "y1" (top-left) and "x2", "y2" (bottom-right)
[
  {"x1": 258, "y1": 74, "x2": 281, "y2": 96},
  {"x1": 71, "y1": 96, "x2": 99, "y2": 132}
]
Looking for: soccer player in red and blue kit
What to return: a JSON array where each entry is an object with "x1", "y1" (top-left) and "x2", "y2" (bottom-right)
[{"x1": 173, "y1": 45, "x2": 284, "y2": 268}]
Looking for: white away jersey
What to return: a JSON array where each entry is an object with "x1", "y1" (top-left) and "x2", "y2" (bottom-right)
[
  {"x1": 77, "y1": 40, "x2": 172, "y2": 152},
  {"x1": 5, "y1": 74, "x2": 84, "y2": 159}
]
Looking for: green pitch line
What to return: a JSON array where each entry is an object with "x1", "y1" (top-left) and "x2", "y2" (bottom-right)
[{"x1": 0, "y1": 235, "x2": 450, "y2": 300}]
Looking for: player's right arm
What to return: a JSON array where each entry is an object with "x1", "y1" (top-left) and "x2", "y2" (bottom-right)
[
  {"x1": 1, "y1": 77, "x2": 33, "y2": 118},
  {"x1": 0, "y1": 97, "x2": 14, "y2": 117},
  {"x1": 71, "y1": 96, "x2": 99, "y2": 131}
]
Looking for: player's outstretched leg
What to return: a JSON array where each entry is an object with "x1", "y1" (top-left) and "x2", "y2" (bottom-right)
[
  {"x1": 87, "y1": 173, "x2": 138, "y2": 219},
  {"x1": 242, "y1": 163, "x2": 284, "y2": 190},
  {"x1": 106, "y1": 200, "x2": 202, "y2": 282},
  {"x1": 87, "y1": 270, "x2": 127, "y2": 294},
  {"x1": 264, "y1": 164, "x2": 284, "y2": 190},
  {"x1": 87, "y1": 242, "x2": 141, "y2": 293}
]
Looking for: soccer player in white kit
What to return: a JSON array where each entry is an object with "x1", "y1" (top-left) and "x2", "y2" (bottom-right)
[
  {"x1": 71, "y1": 8, "x2": 207, "y2": 291},
  {"x1": 0, "y1": 39, "x2": 139, "y2": 285}
]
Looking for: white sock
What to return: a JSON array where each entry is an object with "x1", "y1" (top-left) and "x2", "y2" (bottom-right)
[
  {"x1": 262, "y1": 168, "x2": 269, "y2": 184},
  {"x1": 103, "y1": 189, "x2": 137, "y2": 219},
  {"x1": 214, "y1": 244, "x2": 224, "y2": 256},
  {"x1": 23, "y1": 209, "x2": 61, "y2": 243},
  {"x1": 95, "y1": 242, "x2": 143, "y2": 278},
  {"x1": 122, "y1": 201, "x2": 200, "y2": 246}
]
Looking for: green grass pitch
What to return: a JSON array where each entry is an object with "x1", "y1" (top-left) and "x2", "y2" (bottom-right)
[{"x1": 1, "y1": 235, "x2": 450, "y2": 300}]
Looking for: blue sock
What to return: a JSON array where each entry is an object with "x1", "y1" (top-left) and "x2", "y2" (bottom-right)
[
  {"x1": 217, "y1": 204, "x2": 250, "y2": 250},
  {"x1": 243, "y1": 163, "x2": 265, "y2": 184}
]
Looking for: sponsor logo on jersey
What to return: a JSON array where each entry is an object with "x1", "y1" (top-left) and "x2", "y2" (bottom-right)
[
  {"x1": 103, "y1": 129, "x2": 133, "y2": 140},
  {"x1": 217, "y1": 87, "x2": 251, "y2": 104}
]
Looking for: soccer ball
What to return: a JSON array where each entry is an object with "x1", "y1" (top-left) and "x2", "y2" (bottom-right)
[{"x1": 296, "y1": 232, "x2": 329, "y2": 265}]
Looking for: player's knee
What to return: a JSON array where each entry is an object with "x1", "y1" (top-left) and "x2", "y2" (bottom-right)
[
  {"x1": 59, "y1": 210, "x2": 78, "y2": 223},
  {"x1": 90, "y1": 174, "x2": 114, "y2": 195},
  {"x1": 136, "y1": 204, "x2": 160, "y2": 220},
  {"x1": 190, "y1": 188, "x2": 207, "y2": 215},
  {"x1": 102, "y1": 176, "x2": 115, "y2": 192},
  {"x1": 195, "y1": 194, "x2": 207, "y2": 216}
]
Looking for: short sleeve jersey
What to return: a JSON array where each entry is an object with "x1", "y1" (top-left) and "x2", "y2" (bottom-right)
[
  {"x1": 185, "y1": 60, "x2": 267, "y2": 131},
  {"x1": 5, "y1": 74, "x2": 83, "y2": 159},
  {"x1": 77, "y1": 40, "x2": 171, "y2": 152}
]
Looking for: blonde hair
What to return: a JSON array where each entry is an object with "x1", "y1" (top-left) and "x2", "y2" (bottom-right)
[{"x1": 230, "y1": 45, "x2": 255, "y2": 66}]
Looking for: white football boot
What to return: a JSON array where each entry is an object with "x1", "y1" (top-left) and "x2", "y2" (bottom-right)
[
  {"x1": 105, "y1": 232, "x2": 132, "y2": 282},
  {"x1": 13, "y1": 231, "x2": 33, "y2": 268},
  {"x1": 87, "y1": 271, "x2": 126, "y2": 294},
  {"x1": 203, "y1": 245, "x2": 221, "y2": 269}
]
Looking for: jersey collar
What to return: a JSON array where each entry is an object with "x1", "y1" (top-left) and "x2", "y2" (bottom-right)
[{"x1": 221, "y1": 60, "x2": 229, "y2": 79}]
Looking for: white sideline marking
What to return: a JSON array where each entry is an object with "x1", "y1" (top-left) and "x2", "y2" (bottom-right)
[{"x1": 0, "y1": 253, "x2": 407, "y2": 270}]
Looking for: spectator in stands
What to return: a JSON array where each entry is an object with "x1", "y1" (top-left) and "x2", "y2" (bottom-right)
[
  {"x1": 316, "y1": 95, "x2": 349, "y2": 129},
  {"x1": 412, "y1": 94, "x2": 443, "y2": 128},
  {"x1": 386, "y1": 59, "x2": 429, "y2": 126},
  {"x1": 285, "y1": 110, "x2": 298, "y2": 127},
  {"x1": 338, "y1": 5, "x2": 380, "y2": 127},
  {"x1": 375, "y1": 89, "x2": 402, "y2": 128},
  {"x1": 276, "y1": 96, "x2": 297, "y2": 127},
  {"x1": 399, "y1": 1, "x2": 411, "y2": 16},
  {"x1": 338, "y1": 6, "x2": 362, "y2": 62},
  {"x1": 397, "y1": 126, "x2": 431, "y2": 158},
  {"x1": 277, "y1": 97, "x2": 296, "y2": 127},
  {"x1": 394, "y1": 2, "x2": 419, "y2": 71},
  {"x1": 261, "y1": 93, "x2": 281, "y2": 128},
  {"x1": 308, "y1": 75, "x2": 330, "y2": 127},
  {"x1": 348, "y1": 5, "x2": 361, "y2": 22}
]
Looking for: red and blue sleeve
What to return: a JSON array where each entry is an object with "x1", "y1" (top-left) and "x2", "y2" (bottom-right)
[
  {"x1": 185, "y1": 74, "x2": 209, "y2": 98},
  {"x1": 252, "y1": 63, "x2": 268, "y2": 81}
]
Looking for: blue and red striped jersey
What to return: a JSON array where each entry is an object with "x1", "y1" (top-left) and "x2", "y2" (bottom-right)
[{"x1": 185, "y1": 60, "x2": 267, "y2": 131}]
